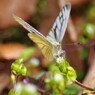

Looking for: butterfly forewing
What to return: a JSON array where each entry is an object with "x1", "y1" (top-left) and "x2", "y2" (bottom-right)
[
  {"x1": 28, "y1": 33, "x2": 54, "y2": 60},
  {"x1": 13, "y1": 15, "x2": 46, "y2": 39},
  {"x1": 46, "y1": 3, "x2": 71, "y2": 43}
]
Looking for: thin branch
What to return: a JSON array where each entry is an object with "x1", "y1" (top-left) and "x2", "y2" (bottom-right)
[{"x1": 74, "y1": 80, "x2": 95, "y2": 91}]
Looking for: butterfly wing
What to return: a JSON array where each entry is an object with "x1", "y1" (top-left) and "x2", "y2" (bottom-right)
[
  {"x1": 46, "y1": 3, "x2": 71, "y2": 43},
  {"x1": 13, "y1": 15, "x2": 54, "y2": 60},
  {"x1": 28, "y1": 33, "x2": 53, "y2": 60},
  {"x1": 13, "y1": 15, "x2": 46, "y2": 39}
]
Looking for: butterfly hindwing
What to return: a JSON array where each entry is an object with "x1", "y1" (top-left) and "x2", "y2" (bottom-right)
[
  {"x1": 13, "y1": 14, "x2": 54, "y2": 60},
  {"x1": 46, "y1": 3, "x2": 71, "y2": 43},
  {"x1": 28, "y1": 33, "x2": 54, "y2": 60}
]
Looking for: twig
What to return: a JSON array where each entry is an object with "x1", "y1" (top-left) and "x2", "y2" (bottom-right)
[
  {"x1": 38, "y1": 88, "x2": 46, "y2": 93},
  {"x1": 74, "y1": 80, "x2": 95, "y2": 91}
]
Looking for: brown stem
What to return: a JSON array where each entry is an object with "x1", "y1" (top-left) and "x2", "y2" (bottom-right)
[
  {"x1": 16, "y1": 75, "x2": 19, "y2": 84},
  {"x1": 74, "y1": 80, "x2": 94, "y2": 91},
  {"x1": 38, "y1": 88, "x2": 46, "y2": 93}
]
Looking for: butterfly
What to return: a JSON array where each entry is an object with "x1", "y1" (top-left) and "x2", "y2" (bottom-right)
[{"x1": 13, "y1": 3, "x2": 71, "y2": 61}]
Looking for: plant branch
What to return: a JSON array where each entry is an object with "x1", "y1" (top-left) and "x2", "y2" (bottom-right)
[{"x1": 74, "y1": 80, "x2": 95, "y2": 91}]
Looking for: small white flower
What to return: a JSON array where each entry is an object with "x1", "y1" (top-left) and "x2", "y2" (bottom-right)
[
  {"x1": 30, "y1": 58, "x2": 40, "y2": 66},
  {"x1": 86, "y1": 25, "x2": 93, "y2": 34},
  {"x1": 14, "y1": 82, "x2": 37, "y2": 93},
  {"x1": 54, "y1": 73, "x2": 64, "y2": 82},
  {"x1": 25, "y1": 84, "x2": 37, "y2": 93}
]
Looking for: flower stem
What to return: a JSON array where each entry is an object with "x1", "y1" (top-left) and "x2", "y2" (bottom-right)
[{"x1": 74, "y1": 80, "x2": 94, "y2": 91}]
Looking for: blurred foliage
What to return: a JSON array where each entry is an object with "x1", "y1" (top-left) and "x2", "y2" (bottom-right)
[
  {"x1": 83, "y1": 89, "x2": 95, "y2": 94},
  {"x1": 0, "y1": 26, "x2": 32, "y2": 45},
  {"x1": 81, "y1": 48, "x2": 89, "y2": 60},
  {"x1": 37, "y1": 0, "x2": 46, "y2": 14},
  {"x1": 76, "y1": 71, "x2": 85, "y2": 82},
  {"x1": 64, "y1": 84, "x2": 82, "y2": 95},
  {"x1": 83, "y1": 23, "x2": 95, "y2": 39},
  {"x1": 45, "y1": 73, "x2": 65, "y2": 95},
  {"x1": 45, "y1": 58, "x2": 77, "y2": 95},
  {"x1": 8, "y1": 89, "x2": 15, "y2": 95},
  {"x1": 45, "y1": 63, "x2": 65, "y2": 95},
  {"x1": 10, "y1": 56, "x2": 77, "y2": 95},
  {"x1": 79, "y1": 2, "x2": 95, "y2": 43},
  {"x1": 11, "y1": 58, "x2": 28, "y2": 83},
  {"x1": 8, "y1": 83, "x2": 41, "y2": 95},
  {"x1": 80, "y1": 23, "x2": 95, "y2": 43},
  {"x1": 86, "y1": 2, "x2": 95, "y2": 20},
  {"x1": 79, "y1": 23, "x2": 94, "y2": 77},
  {"x1": 31, "y1": 0, "x2": 46, "y2": 28},
  {"x1": 78, "y1": 2, "x2": 95, "y2": 85},
  {"x1": 20, "y1": 47, "x2": 35, "y2": 61},
  {"x1": 0, "y1": 0, "x2": 47, "y2": 45},
  {"x1": 72, "y1": 3, "x2": 89, "y2": 15},
  {"x1": 31, "y1": 16, "x2": 40, "y2": 28}
]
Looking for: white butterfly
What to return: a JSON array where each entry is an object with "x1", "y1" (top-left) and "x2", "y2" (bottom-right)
[{"x1": 13, "y1": 3, "x2": 71, "y2": 61}]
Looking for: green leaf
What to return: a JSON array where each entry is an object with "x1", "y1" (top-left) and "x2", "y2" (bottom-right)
[
  {"x1": 20, "y1": 47, "x2": 35, "y2": 61},
  {"x1": 64, "y1": 84, "x2": 82, "y2": 95},
  {"x1": 8, "y1": 89, "x2": 15, "y2": 95},
  {"x1": 83, "y1": 89, "x2": 95, "y2": 94}
]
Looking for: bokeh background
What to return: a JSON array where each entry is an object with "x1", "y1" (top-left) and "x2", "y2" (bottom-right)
[{"x1": 0, "y1": 0, "x2": 95, "y2": 95}]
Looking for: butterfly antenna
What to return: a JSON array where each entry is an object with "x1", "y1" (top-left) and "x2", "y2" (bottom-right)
[{"x1": 63, "y1": 42, "x2": 81, "y2": 46}]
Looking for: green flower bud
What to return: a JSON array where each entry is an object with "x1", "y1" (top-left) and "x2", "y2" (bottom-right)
[
  {"x1": 57, "y1": 59, "x2": 69, "y2": 74},
  {"x1": 11, "y1": 74, "x2": 16, "y2": 83},
  {"x1": 19, "y1": 65, "x2": 27, "y2": 75},
  {"x1": 11, "y1": 64, "x2": 20, "y2": 75},
  {"x1": 14, "y1": 58, "x2": 23, "y2": 65},
  {"x1": 67, "y1": 66, "x2": 77, "y2": 81},
  {"x1": 65, "y1": 66, "x2": 77, "y2": 87}
]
